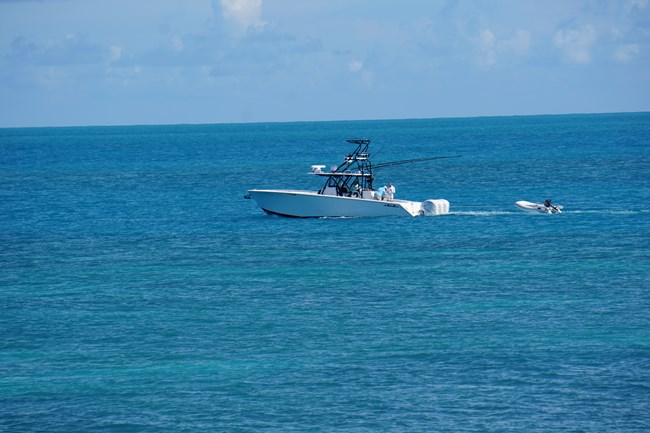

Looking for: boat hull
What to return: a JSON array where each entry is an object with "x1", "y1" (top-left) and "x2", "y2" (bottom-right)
[{"x1": 248, "y1": 189, "x2": 422, "y2": 218}]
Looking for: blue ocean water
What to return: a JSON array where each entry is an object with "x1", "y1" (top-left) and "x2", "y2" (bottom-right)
[{"x1": 1, "y1": 113, "x2": 649, "y2": 432}]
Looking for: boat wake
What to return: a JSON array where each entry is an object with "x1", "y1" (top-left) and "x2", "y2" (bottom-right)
[
  {"x1": 565, "y1": 209, "x2": 648, "y2": 215},
  {"x1": 449, "y1": 209, "x2": 648, "y2": 216},
  {"x1": 450, "y1": 210, "x2": 516, "y2": 216}
]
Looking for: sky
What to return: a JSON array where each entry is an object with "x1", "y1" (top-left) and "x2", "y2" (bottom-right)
[{"x1": 0, "y1": 0, "x2": 648, "y2": 127}]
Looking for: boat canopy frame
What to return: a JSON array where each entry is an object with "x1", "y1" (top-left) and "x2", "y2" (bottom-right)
[
  {"x1": 313, "y1": 138, "x2": 460, "y2": 197},
  {"x1": 316, "y1": 139, "x2": 375, "y2": 197}
]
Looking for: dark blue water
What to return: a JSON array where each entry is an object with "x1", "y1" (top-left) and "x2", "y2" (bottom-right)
[{"x1": 1, "y1": 113, "x2": 649, "y2": 432}]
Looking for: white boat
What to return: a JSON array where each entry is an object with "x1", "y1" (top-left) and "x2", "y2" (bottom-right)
[
  {"x1": 247, "y1": 139, "x2": 453, "y2": 218},
  {"x1": 515, "y1": 200, "x2": 563, "y2": 214}
]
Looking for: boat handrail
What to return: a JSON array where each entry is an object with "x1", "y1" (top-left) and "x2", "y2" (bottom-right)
[{"x1": 313, "y1": 172, "x2": 371, "y2": 177}]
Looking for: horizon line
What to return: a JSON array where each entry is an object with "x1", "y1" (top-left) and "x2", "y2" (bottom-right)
[{"x1": 1, "y1": 110, "x2": 648, "y2": 130}]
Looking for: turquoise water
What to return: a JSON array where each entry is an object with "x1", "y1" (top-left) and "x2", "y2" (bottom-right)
[{"x1": 1, "y1": 113, "x2": 649, "y2": 432}]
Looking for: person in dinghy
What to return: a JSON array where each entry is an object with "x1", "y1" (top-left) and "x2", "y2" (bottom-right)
[{"x1": 544, "y1": 199, "x2": 561, "y2": 213}]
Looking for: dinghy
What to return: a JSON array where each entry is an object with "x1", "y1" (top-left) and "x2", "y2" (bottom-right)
[{"x1": 515, "y1": 200, "x2": 563, "y2": 214}]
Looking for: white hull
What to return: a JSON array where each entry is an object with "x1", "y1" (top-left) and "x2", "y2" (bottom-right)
[
  {"x1": 515, "y1": 200, "x2": 563, "y2": 214},
  {"x1": 248, "y1": 189, "x2": 424, "y2": 218}
]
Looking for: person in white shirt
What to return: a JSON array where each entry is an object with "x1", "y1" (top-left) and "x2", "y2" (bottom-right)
[{"x1": 386, "y1": 182, "x2": 395, "y2": 201}]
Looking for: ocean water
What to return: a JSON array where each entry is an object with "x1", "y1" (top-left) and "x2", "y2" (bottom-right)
[{"x1": 1, "y1": 113, "x2": 649, "y2": 432}]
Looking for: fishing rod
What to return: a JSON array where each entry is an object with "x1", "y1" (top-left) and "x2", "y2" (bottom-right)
[{"x1": 373, "y1": 155, "x2": 461, "y2": 169}]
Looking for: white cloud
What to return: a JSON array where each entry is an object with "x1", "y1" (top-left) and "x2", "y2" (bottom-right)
[
  {"x1": 614, "y1": 44, "x2": 640, "y2": 63},
  {"x1": 361, "y1": 70, "x2": 373, "y2": 87},
  {"x1": 109, "y1": 45, "x2": 122, "y2": 62},
  {"x1": 348, "y1": 60, "x2": 363, "y2": 73},
  {"x1": 347, "y1": 59, "x2": 372, "y2": 86},
  {"x1": 219, "y1": 0, "x2": 266, "y2": 34},
  {"x1": 626, "y1": 0, "x2": 648, "y2": 11},
  {"x1": 473, "y1": 29, "x2": 531, "y2": 69},
  {"x1": 506, "y1": 30, "x2": 531, "y2": 56},
  {"x1": 479, "y1": 29, "x2": 496, "y2": 49},
  {"x1": 7, "y1": 33, "x2": 106, "y2": 66},
  {"x1": 478, "y1": 29, "x2": 496, "y2": 67},
  {"x1": 171, "y1": 36, "x2": 183, "y2": 52},
  {"x1": 554, "y1": 25, "x2": 597, "y2": 64}
]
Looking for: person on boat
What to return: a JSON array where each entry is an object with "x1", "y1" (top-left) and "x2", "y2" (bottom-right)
[
  {"x1": 387, "y1": 183, "x2": 395, "y2": 201},
  {"x1": 351, "y1": 182, "x2": 361, "y2": 197},
  {"x1": 375, "y1": 186, "x2": 387, "y2": 200},
  {"x1": 544, "y1": 198, "x2": 559, "y2": 212}
]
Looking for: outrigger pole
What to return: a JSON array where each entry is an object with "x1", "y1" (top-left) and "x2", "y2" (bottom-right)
[{"x1": 373, "y1": 155, "x2": 461, "y2": 169}]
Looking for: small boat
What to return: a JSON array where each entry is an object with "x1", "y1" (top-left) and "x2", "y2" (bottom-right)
[
  {"x1": 247, "y1": 139, "x2": 454, "y2": 218},
  {"x1": 515, "y1": 200, "x2": 563, "y2": 214}
]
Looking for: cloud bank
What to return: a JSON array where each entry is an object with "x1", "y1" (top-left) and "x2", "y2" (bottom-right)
[
  {"x1": 0, "y1": 0, "x2": 648, "y2": 126},
  {"x1": 555, "y1": 25, "x2": 597, "y2": 64}
]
